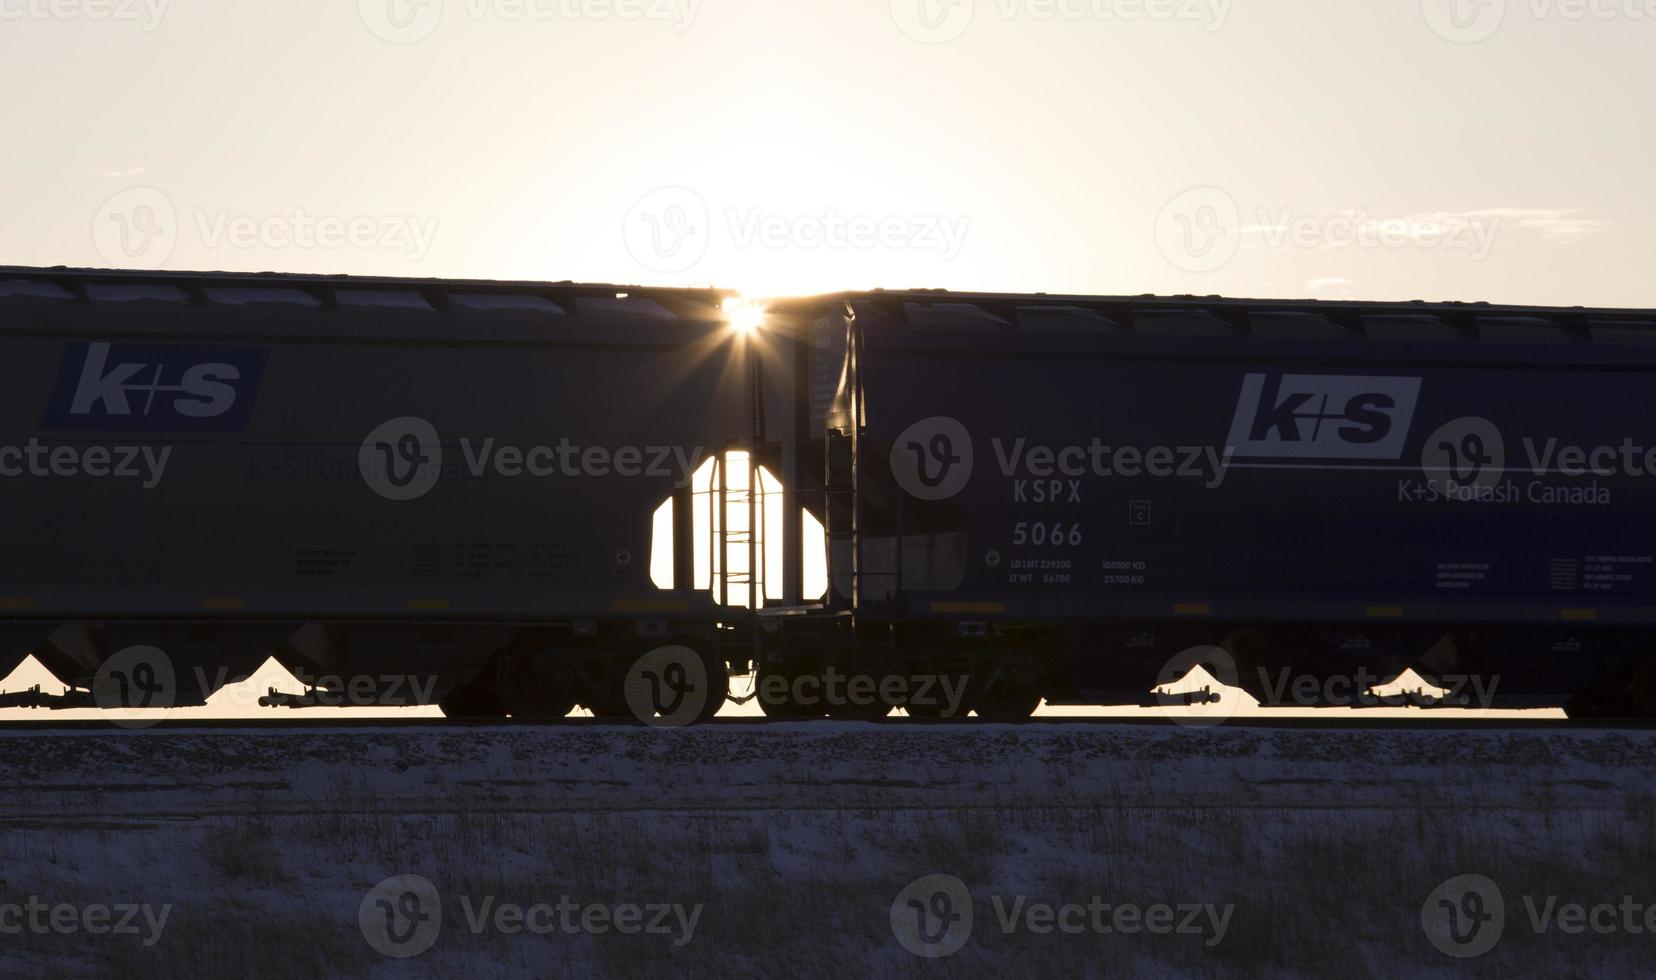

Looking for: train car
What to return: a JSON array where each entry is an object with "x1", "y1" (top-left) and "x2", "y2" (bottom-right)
[
  {"x1": 0, "y1": 266, "x2": 779, "y2": 721},
  {"x1": 9, "y1": 270, "x2": 1656, "y2": 723},
  {"x1": 761, "y1": 290, "x2": 1656, "y2": 719}
]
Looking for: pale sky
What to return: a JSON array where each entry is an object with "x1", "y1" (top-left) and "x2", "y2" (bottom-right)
[{"x1": 1, "y1": 0, "x2": 1650, "y2": 307}]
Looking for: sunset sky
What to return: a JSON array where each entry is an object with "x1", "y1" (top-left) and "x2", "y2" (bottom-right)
[{"x1": 0, "y1": 0, "x2": 1650, "y2": 307}]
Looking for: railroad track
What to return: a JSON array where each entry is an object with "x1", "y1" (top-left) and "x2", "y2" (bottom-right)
[{"x1": 0, "y1": 713, "x2": 1641, "y2": 732}]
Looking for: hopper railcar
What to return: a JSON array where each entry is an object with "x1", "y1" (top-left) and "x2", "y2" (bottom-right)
[
  {"x1": 0, "y1": 267, "x2": 775, "y2": 721},
  {"x1": 761, "y1": 290, "x2": 1656, "y2": 720}
]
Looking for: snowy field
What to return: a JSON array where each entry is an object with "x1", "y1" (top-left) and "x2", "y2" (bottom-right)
[{"x1": 0, "y1": 723, "x2": 1652, "y2": 977}]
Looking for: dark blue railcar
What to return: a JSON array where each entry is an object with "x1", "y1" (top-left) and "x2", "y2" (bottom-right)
[
  {"x1": 768, "y1": 291, "x2": 1656, "y2": 717},
  {"x1": 0, "y1": 267, "x2": 758, "y2": 719}
]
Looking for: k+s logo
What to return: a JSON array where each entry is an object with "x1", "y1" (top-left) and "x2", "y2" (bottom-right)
[
  {"x1": 44, "y1": 341, "x2": 267, "y2": 433},
  {"x1": 1227, "y1": 373, "x2": 1422, "y2": 460}
]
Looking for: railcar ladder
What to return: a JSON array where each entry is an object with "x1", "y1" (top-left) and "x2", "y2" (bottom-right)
[{"x1": 711, "y1": 448, "x2": 764, "y2": 610}]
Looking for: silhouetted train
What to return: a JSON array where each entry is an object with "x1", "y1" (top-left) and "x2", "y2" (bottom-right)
[{"x1": 3, "y1": 266, "x2": 1656, "y2": 721}]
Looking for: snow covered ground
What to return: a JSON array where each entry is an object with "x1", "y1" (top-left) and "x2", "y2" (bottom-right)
[{"x1": 0, "y1": 723, "x2": 1651, "y2": 977}]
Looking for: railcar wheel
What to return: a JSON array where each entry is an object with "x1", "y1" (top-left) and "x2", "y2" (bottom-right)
[
  {"x1": 1565, "y1": 654, "x2": 1656, "y2": 721},
  {"x1": 670, "y1": 644, "x2": 730, "y2": 726},
  {"x1": 902, "y1": 667, "x2": 969, "y2": 721},
  {"x1": 576, "y1": 657, "x2": 633, "y2": 721},
  {"x1": 1631, "y1": 656, "x2": 1656, "y2": 719},
  {"x1": 972, "y1": 665, "x2": 1043, "y2": 723},
  {"x1": 438, "y1": 682, "x2": 507, "y2": 720},
  {"x1": 497, "y1": 647, "x2": 578, "y2": 721},
  {"x1": 756, "y1": 667, "x2": 824, "y2": 719}
]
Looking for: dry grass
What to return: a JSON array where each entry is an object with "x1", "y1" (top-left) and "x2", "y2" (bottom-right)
[{"x1": 0, "y1": 727, "x2": 1652, "y2": 977}]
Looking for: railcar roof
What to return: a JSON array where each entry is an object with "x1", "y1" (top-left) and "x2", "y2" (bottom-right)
[
  {"x1": 0, "y1": 266, "x2": 738, "y2": 325},
  {"x1": 775, "y1": 288, "x2": 1656, "y2": 319}
]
